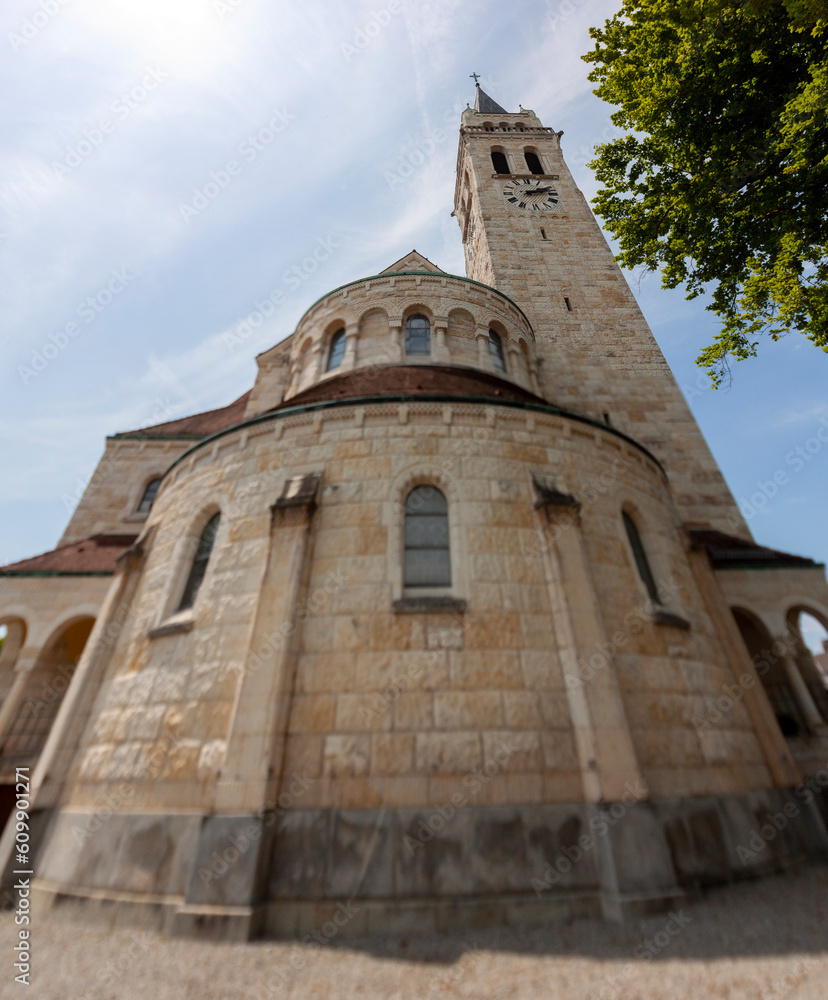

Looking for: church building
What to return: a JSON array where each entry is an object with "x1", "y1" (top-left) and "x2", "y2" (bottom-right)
[{"x1": 1, "y1": 84, "x2": 827, "y2": 938}]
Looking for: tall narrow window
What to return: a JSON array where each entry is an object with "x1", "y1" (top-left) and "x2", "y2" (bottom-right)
[
  {"x1": 488, "y1": 330, "x2": 506, "y2": 372},
  {"x1": 178, "y1": 513, "x2": 221, "y2": 611},
  {"x1": 524, "y1": 150, "x2": 544, "y2": 175},
  {"x1": 622, "y1": 512, "x2": 660, "y2": 604},
  {"x1": 404, "y1": 486, "x2": 451, "y2": 587},
  {"x1": 326, "y1": 328, "x2": 346, "y2": 371},
  {"x1": 137, "y1": 478, "x2": 161, "y2": 514},
  {"x1": 405, "y1": 314, "x2": 431, "y2": 356},
  {"x1": 490, "y1": 150, "x2": 509, "y2": 174}
]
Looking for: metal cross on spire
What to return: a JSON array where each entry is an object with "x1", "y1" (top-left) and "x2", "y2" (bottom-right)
[{"x1": 470, "y1": 72, "x2": 481, "y2": 85}]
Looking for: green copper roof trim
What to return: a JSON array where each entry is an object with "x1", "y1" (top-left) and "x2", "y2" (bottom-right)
[
  {"x1": 160, "y1": 392, "x2": 665, "y2": 481},
  {"x1": 292, "y1": 271, "x2": 535, "y2": 337}
]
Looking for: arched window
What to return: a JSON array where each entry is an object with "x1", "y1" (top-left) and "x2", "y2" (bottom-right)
[
  {"x1": 622, "y1": 512, "x2": 660, "y2": 604},
  {"x1": 524, "y1": 149, "x2": 544, "y2": 175},
  {"x1": 178, "y1": 513, "x2": 221, "y2": 611},
  {"x1": 488, "y1": 330, "x2": 506, "y2": 372},
  {"x1": 490, "y1": 149, "x2": 509, "y2": 174},
  {"x1": 404, "y1": 486, "x2": 451, "y2": 587},
  {"x1": 326, "y1": 328, "x2": 346, "y2": 371},
  {"x1": 405, "y1": 314, "x2": 431, "y2": 356},
  {"x1": 137, "y1": 478, "x2": 161, "y2": 514}
]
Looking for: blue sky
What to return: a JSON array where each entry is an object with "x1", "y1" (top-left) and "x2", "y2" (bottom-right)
[{"x1": 1, "y1": 0, "x2": 826, "y2": 647}]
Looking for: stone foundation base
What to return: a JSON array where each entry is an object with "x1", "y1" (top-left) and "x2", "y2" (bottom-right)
[{"x1": 26, "y1": 787, "x2": 828, "y2": 940}]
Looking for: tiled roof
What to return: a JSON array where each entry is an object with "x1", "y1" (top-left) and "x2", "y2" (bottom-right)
[
  {"x1": 474, "y1": 85, "x2": 508, "y2": 115},
  {"x1": 114, "y1": 392, "x2": 251, "y2": 439},
  {"x1": 689, "y1": 529, "x2": 821, "y2": 570},
  {"x1": 0, "y1": 534, "x2": 138, "y2": 576},
  {"x1": 278, "y1": 364, "x2": 546, "y2": 409},
  {"x1": 380, "y1": 251, "x2": 446, "y2": 275}
]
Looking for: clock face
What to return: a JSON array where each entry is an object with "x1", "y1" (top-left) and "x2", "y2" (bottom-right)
[{"x1": 502, "y1": 179, "x2": 561, "y2": 213}]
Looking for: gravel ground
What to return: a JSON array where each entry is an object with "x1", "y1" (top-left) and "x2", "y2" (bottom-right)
[{"x1": 4, "y1": 863, "x2": 828, "y2": 999}]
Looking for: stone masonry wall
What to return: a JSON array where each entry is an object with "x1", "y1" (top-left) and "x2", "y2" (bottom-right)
[{"x1": 60, "y1": 399, "x2": 771, "y2": 821}]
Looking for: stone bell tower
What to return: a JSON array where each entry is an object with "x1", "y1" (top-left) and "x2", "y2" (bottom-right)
[{"x1": 454, "y1": 82, "x2": 748, "y2": 538}]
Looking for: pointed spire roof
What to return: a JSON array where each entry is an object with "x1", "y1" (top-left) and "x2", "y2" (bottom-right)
[{"x1": 474, "y1": 83, "x2": 508, "y2": 115}]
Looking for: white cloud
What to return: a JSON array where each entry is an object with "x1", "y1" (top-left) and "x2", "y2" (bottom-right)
[{"x1": 2, "y1": 0, "x2": 826, "y2": 576}]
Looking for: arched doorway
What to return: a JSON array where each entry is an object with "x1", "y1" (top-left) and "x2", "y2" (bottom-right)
[
  {"x1": 0, "y1": 616, "x2": 94, "y2": 770},
  {"x1": 0, "y1": 618, "x2": 28, "y2": 831},
  {"x1": 731, "y1": 608, "x2": 807, "y2": 737},
  {"x1": 786, "y1": 606, "x2": 828, "y2": 724},
  {"x1": 803, "y1": 612, "x2": 828, "y2": 690},
  {"x1": 0, "y1": 618, "x2": 27, "y2": 711}
]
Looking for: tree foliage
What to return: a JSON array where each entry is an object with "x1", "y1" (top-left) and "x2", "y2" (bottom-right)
[{"x1": 584, "y1": 0, "x2": 828, "y2": 384}]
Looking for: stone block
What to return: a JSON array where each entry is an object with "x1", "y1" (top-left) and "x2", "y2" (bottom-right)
[
  {"x1": 415, "y1": 732, "x2": 482, "y2": 774},
  {"x1": 450, "y1": 649, "x2": 523, "y2": 690},
  {"x1": 288, "y1": 695, "x2": 337, "y2": 733},
  {"x1": 433, "y1": 692, "x2": 503, "y2": 729},
  {"x1": 323, "y1": 735, "x2": 371, "y2": 777},
  {"x1": 282, "y1": 735, "x2": 323, "y2": 780},
  {"x1": 482, "y1": 730, "x2": 542, "y2": 772},
  {"x1": 371, "y1": 734, "x2": 413, "y2": 776},
  {"x1": 464, "y1": 613, "x2": 522, "y2": 650},
  {"x1": 335, "y1": 693, "x2": 392, "y2": 732},
  {"x1": 394, "y1": 692, "x2": 433, "y2": 731},
  {"x1": 520, "y1": 650, "x2": 564, "y2": 689},
  {"x1": 540, "y1": 731, "x2": 580, "y2": 772},
  {"x1": 503, "y1": 691, "x2": 543, "y2": 728}
]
